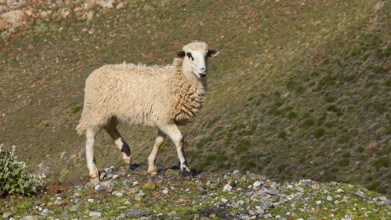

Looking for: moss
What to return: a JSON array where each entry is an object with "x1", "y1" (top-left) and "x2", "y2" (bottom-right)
[
  {"x1": 372, "y1": 157, "x2": 389, "y2": 169},
  {"x1": 313, "y1": 128, "x2": 325, "y2": 138},
  {"x1": 300, "y1": 118, "x2": 315, "y2": 128},
  {"x1": 235, "y1": 140, "x2": 251, "y2": 153}
]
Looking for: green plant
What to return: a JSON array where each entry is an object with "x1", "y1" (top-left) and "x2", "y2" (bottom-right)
[{"x1": 0, "y1": 144, "x2": 45, "y2": 196}]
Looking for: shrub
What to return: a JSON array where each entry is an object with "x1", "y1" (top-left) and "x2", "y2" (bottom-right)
[{"x1": 0, "y1": 144, "x2": 45, "y2": 196}]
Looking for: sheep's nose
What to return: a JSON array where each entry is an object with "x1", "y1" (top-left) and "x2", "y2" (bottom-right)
[{"x1": 199, "y1": 68, "x2": 205, "y2": 73}]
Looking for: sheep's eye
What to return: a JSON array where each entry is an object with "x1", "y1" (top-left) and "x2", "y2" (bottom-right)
[{"x1": 186, "y1": 52, "x2": 194, "y2": 61}]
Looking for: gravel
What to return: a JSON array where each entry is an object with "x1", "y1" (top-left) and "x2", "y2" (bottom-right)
[{"x1": 7, "y1": 165, "x2": 391, "y2": 219}]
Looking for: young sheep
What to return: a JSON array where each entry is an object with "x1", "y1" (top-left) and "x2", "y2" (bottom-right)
[{"x1": 76, "y1": 41, "x2": 218, "y2": 182}]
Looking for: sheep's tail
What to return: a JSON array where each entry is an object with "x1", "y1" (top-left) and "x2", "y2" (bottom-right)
[{"x1": 76, "y1": 114, "x2": 87, "y2": 135}]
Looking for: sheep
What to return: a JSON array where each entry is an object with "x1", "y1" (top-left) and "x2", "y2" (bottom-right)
[{"x1": 76, "y1": 41, "x2": 219, "y2": 183}]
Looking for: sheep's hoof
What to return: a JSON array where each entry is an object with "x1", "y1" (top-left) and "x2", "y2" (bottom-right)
[
  {"x1": 147, "y1": 167, "x2": 158, "y2": 177},
  {"x1": 88, "y1": 177, "x2": 100, "y2": 185},
  {"x1": 181, "y1": 170, "x2": 193, "y2": 179},
  {"x1": 123, "y1": 157, "x2": 131, "y2": 165}
]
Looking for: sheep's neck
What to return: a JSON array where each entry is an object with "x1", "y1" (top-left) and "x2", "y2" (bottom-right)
[{"x1": 172, "y1": 59, "x2": 207, "y2": 124}]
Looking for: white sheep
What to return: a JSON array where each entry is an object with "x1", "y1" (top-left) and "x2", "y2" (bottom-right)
[{"x1": 76, "y1": 41, "x2": 218, "y2": 182}]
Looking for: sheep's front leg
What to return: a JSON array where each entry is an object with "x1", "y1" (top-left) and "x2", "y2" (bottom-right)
[
  {"x1": 147, "y1": 129, "x2": 166, "y2": 176},
  {"x1": 86, "y1": 128, "x2": 99, "y2": 184},
  {"x1": 160, "y1": 124, "x2": 192, "y2": 177}
]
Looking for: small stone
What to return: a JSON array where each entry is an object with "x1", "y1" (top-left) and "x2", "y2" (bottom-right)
[
  {"x1": 3, "y1": 212, "x2": 11, "y2": 219},
  {"x1": 233, "y1": 170, "x2": 240, "y2": 176},
  {"x1": 99, "y1": 171, "x2": 106, "y2": 180},
  {"x1": 114, "y1": 191, "x2": 124, "y2": 197},
  {"x1": 135, "y1": 190, "x2": 145, "y2": 201},
  {"x1": 113, "y1": 174, "x2": 120, "y2": 180},
  {"x1": 316, "y1": 200, "x2": 322, "y2": 205},
  {"x1": 100, "y1": 180, "x2": 113, "y2": 190},
  {"x1": 143, "y1": 182, "x2": 157, "y2": 190},
  {"x1": 89, "y1": 211, "x2": 102, "y2": 218},
  {"x1": 87, "y1": 198, "x2": 94, "y2": 203},
  {"x1": 326, "y1": 196, "x2": 333, "y2": 201},
  {"x1": 223, "y1": 184, "x2": 232, "y2": 192},
  {"x1": 221, "y1": 198, "x2": 228, "y2": 203},
  {"x1": 131, "y1": 209, "x2": 150, "y2": 218},
  {"x1": 42, "y1": 209, "x2": 53, "y2": 216},
  {"x1": 356, "y1": 190, "x2": 365, "y2": 198},
  {"x1": 300, "y1": 179, "x2": 313, "y2": 186},
  {"x1": 262, "y1": 200, "x2": 272, "y2": 210},
  {"x1": 69, "y1": 204, "x2": 80, "y2": 212},
  {"x1": 264, "y1": 188, "x2": 279, "y2": 195},
  {"x1": 168, "y1": 211, "x2": 177, "y2": 216},
  {"x1": 253, "y1": 181, "x2": 262, "y2": 187},
  {"x1": 162, "y1": 188, "x2": 169, "y2": 194},
  {"x1": 22, "y1": 216, "x2": 37, "y2": 220},
  {"x1": 73, "y1": 192, "x2": 81, "y2": 198}
]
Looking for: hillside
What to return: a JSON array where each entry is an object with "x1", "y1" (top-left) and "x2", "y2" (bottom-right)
[{"x1": 1, "y1": 0, "x2": 391, "y2": 196}]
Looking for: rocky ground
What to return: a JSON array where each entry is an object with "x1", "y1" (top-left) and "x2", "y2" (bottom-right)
[{"x1": 1, "y1": 165, "x2": 391, "y2": 219}]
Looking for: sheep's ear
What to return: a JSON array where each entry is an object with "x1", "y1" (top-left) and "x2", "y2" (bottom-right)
[
  {"x1": 176, "y1": 50, "x2": 186, "y2": 58},
  {"x1": 207, "y1": 49, "x2": 219, "y2": 57}
]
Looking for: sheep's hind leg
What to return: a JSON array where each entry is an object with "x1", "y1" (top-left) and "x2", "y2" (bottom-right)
[
  {"x1": 147, "y1": 129, "x2": 167, "y2": 176},
  {"x1": 104, "y1": 122, "x2": 132, "y2": 165},
  {"x1": 86, "y1": 127, "x2": 100, "y2": 184},
  {"x1": 159, "y1": 124, "x2": 192, "y2": 178}
]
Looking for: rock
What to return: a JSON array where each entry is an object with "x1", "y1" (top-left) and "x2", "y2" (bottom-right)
[
  {"x1": 356, "y1": 190, "x2": 366, "y2": 198},
  {"x1": 223, "y1": 184, "x2": 232, "y2": 192},
  {"x1": 264, "y1": 188, "x2": 279, "y2": 195},
  {"x1": 99, "y1": 171, "x2": 106, "y2": 180},
  {"x1": 0, "y1": 10, "x2": 24, "y2": 30},
  {"x1": 135, "y1": 190, "x2": 145, "y2": 201},
  {"x1": 89, "y1": 211, "x2": 102, "y2": 218},
  {"x1": 253, "y1": 181, "x2": 262, "y2": 187},
  {"x1": 22, "y1": 216, "x2": 39, "y2": 220},
  {"x1": 131, "y1": 209, "x2": 150, "y2": 218},
  {"x1": 69, "y1": 204, "x2": 80, "y2": 212},
  {"x1": 112, "y1": 174, "x2": 120, "y2": 180},
  {"x1": 262, "y1": 200, "x2": 272, "y2": 210},
  {"x1": 41, "y1": 209, "x2": 53, "y2": 215},
  {"x1": 143, "y1": 182, "x2": 157, "y2": 190},
  {"x1": 168, "y1": 211, "x2": 177, "y2": 217},
  {"x1": 96, "y1": 0, "x2": 114, "y2": 8},
  {"x1": 2, "y1": 212, "x2": 11, "y2": 219},
  {"x1": 162, "y1": 188, "x2": 169, "y2": 194}
]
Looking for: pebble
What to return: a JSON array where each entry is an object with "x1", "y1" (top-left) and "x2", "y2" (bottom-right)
[
  {"x1": 356, "y1": 190, "x2": 366, "y2": 198},
  {"x1": 69, "y1": 204, "x2": 80, "y2": 212},
  {"x1": 162, "y1": 188, "x2": 169, "y2": 194},
  {"x1": 135, "y1": 190, "x2": 145, "y2": 201},
  {"x1": 253, "y1": 181, "x2": 262, "y2": 187},
  {"x1": 327, "y1": 196, "x2": 333, "y2": 201},
  {"x1": 89, "y1": 211, "x2": 102, "y2": 218},
  {"x1": 3, "y1": 212, "x2": 11, "y2": 219},
  {"x1": 223, "y1": 184, "x2": 232, "y2": 192},
  {"x1": 143, "y1": 182, "x2": 157, "y2": 190}
]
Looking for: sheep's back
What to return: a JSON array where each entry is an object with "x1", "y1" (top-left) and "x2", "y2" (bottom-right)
[{"x1": 84, "y1": 63, "x2": 174, "y2": 127}]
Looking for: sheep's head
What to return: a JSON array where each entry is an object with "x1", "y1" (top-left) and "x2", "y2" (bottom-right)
[{"x1": 176, "y1": 42, "x2": 219, "y2": 79}]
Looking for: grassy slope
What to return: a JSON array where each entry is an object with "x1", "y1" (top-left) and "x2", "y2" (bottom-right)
[{"x1": 1, "y1": 0, "x2": 390, "y2": 193}]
